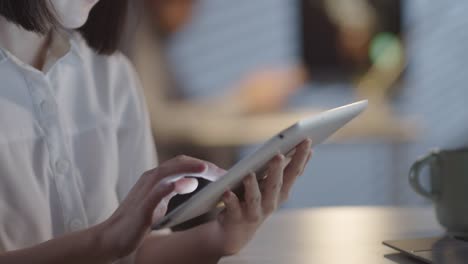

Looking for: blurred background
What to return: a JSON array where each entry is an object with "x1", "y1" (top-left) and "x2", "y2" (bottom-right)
[{"x1": 122, "y1": 0, "x2": 468, "y2": 208}]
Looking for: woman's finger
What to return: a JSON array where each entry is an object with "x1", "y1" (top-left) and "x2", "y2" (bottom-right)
[
  {"x1": 174, "y1": 177, "x2": 199, "y2": 194},
  {"x1": 143, "y1": 182, "x2": 175, "y2": 220},
  {"x1": 134, "y1": 155, "x2": 206, "y2": 200},
  {"x1": 131, "y1": 156, "x2": 205, "y2": 203},
  {"x1": 156, "y1": 155, "x2": 207, "y2": 180},
  {"x1": 151, "y1": 177, "x2": 198, "y2": 222},
  {"x1": 281, "y1": 139, "x2": 312, "y2": 202},
  {"x1": 222, "y1": 191, "x2": 242, "y2": 224},
  {"x1": 152, "y1": 191, "x2": 178, "y2": 221},
  {"x1": 243, "y1": 173, "x2": 262, "y2": 223},
  {"x1": 261, "y1": 154, "x2": 285, "y2": 214},
  {"x1": 196, "y1": 161, "x2": 227, "y2": 182},
  {"x1": 298, "y1": 150, "x2": 313, "y2": 177}
]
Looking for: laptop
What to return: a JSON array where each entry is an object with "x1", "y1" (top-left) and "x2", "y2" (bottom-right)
[{"x1": 383, "y1": 236, "x2": 468, "y2": 263}]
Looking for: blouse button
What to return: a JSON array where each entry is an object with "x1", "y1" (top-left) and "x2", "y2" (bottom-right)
[
  {"x1": 70, "y1": 219, "x2": 84, "y2": 231},
  {"x1": 56, "y1": 159, "x2": 70, "y2": 175}
]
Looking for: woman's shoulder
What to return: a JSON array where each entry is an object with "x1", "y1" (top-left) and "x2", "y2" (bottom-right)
[
  {"x1": 69, "y1": 32, "x2": 135, "y2": 79},
  {"x1": 68, "y1": 32, "x2": 145, "y2": 119},
  {"x1": 69, "y1": 31, "x2": 142, "y2": 99}
]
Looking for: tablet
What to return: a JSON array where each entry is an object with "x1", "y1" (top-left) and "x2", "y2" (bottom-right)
[{"x1": 152, "y1": 100, "x2": 368, "y2": 230}]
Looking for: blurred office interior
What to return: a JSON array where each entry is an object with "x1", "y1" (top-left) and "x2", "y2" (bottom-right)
[{"x1": 124, "y1": 0, "x2": 468, "y2": 208}]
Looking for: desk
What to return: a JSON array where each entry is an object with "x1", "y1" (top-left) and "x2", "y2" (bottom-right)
[
  {"x1": 221, "y1": 207, "x2": 444, "y2": 264},
  {"x1": 171, "y1": 109, "x2": 418, "y2": 147}
]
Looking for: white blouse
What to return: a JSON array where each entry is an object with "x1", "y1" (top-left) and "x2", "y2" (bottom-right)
[{"x1": 0, "y1": 30, "x2": 157, "y2": 258}]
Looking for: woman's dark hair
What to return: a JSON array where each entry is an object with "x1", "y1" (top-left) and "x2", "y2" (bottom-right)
[{"x1": 0, "y1": 0, "x2": 128, "y2": 54}]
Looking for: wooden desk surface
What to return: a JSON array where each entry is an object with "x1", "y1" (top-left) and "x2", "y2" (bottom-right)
[
  {"x1": 156, "y1": 97, "x2": 421, "y2": 147},
  {"x1": 221, "y1": 207, "x2": 444, "y2": 264},
  {"x1": 166, "y1": 109, "x2": 419, "y2": 147}
]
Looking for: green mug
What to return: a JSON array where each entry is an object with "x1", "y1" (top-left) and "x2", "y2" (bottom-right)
[{"x1": 409, "y1": 148, "x2": 468, "y2": 237}]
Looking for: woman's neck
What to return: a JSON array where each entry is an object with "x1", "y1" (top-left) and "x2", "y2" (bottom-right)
[{"x1": 0, "y1": 16, "x2": 51, "y2": 70}]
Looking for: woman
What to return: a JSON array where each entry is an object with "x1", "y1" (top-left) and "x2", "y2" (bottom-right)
[{"x1": 0, "y1": 0, "x2": 312, "y2": 263}]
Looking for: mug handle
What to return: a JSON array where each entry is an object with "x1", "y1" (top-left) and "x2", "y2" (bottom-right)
[{"x1": 409, "y1": 152, "x2": 438, "y2": 200}]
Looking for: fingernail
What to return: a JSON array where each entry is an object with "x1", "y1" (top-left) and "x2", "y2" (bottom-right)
[
  {"x1": 251, "y1": 173, "x2": 256, "y2": 182},
  {"x1": 280, "y1": 155, "x2": 286, "y2": 162},
  {"x1": 224, "y1": 192, "x2": 234, "y2": 203},
  {"x1": 243, "y1": 176, "x2": 250, "y2": 185},
  {"x1": 250, "y1": 173, "x2": 256, "y2": 181},
  {"x1": 197, "y1": 163, "x2": 207, "y2": 172},
  {"x1": 276, "y1": 154, "x2": 285, "y2": 161}
]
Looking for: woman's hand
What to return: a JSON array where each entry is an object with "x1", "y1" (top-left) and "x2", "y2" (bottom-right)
[
  {"x1": 206, "y1": 139, "x2": 313, "y2": 255},
  {"x1": 96, "y1": 155, "x2": 208, "y2": 260}
]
